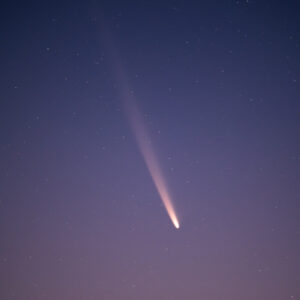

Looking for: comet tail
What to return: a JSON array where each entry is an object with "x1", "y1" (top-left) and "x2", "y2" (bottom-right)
[{"x1": 125, "y1": 100, "x2": 180, "y2": 229}]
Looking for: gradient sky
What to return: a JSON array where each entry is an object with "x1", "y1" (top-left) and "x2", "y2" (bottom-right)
[{"x1": 1, "y1": 1, "x2": 300, "y2": 299}]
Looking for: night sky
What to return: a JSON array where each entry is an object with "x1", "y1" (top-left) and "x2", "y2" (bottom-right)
[{"x1": 1, "y1": 1, "x2": 300, "y2": 299}]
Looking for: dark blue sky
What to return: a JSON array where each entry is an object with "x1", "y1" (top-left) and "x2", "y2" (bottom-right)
[{"x1": 1, "y1": 1, "x2": 300, "y2": 299}]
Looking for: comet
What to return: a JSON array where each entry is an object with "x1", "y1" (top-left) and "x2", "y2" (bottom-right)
[
  {"x1": 102, "y1": 27, "x2": 180, "y2": 229},
  {"x1": 124, "y1": 97, "x2": 180, "y2": 229}
]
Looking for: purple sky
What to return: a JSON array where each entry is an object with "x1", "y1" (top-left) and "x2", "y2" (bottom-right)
[{"x1": 1, "y1": 1, "x2": 300, "y2": 299}]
